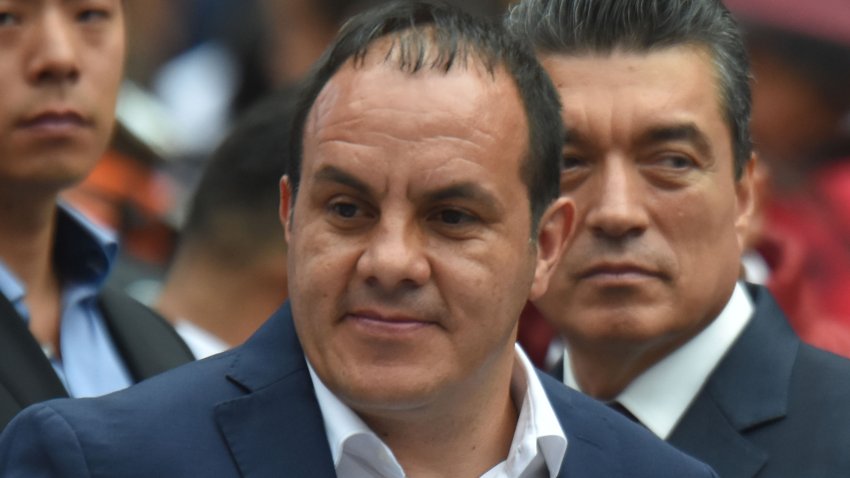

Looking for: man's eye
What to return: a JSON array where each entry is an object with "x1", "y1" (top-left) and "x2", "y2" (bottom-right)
[
  {"x1": 330, "y1": 202, "x2": 360, "y2": 218},
  {"x1": 560, "y1": 155, "x2": 585, "y2": 171},
  {"x1": 658, "y1": 155, "x2": 696, "y2": 169},
  {"x1": 0, "y1": 12, "x2": 21, "y2": 27},
  {"x1": 77, "y1": 9, "x2": 110, "y2": 23},
  {"x1": 434, "y1": 209, "x2": 475, "y2": 226}
]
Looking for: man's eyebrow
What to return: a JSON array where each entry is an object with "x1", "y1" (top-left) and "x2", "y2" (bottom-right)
[
  {"x1": 424, "y1": 182, "x2": 500, "y2": 206},
  {"x1": 314, "y1": 165, "x2": 372, "y2": 195},
  {"x1": 640, "y1": 124, "x2": 713, "y2": 157}
]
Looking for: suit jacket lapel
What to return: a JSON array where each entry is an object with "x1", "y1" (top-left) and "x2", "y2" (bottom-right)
[
  {"x1": 669, "y1": 284, "x2": 797, "y2": 478},
  {"x1": 98, "y1": 286, "x2": 194, "y2": 381},
  {"x1": 214, "y1": 303, "x2": 336, "y2": 478},
  {"x1": 0, "y1": 292, "x2": 67, "y2": 426},
  {"x1": 539, "y1": 372, "x2": 626, "y2": 477}
]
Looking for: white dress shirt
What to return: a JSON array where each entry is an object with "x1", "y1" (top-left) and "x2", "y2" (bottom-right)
[
  {"x1": 308, "y1": 344, "x2": 567, "y2": 477},
  {"x1": 563, "y1": 282, "x2": 755, "y2": 439},
  {"x1": 174, "y1": 319, "x2": 229, "y2": 359}
]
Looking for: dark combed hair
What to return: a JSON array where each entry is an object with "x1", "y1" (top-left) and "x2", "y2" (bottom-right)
[
  {"x1": 288, "y1": 0, "x2": 564, "y2": 228},
  {"x1": 318, "y1": 0, "x2": 506, "y2": 24},
  {"x1": 180, "y1": 89, "x2": 296, "y2": 262},
  {"x1": 506, "y1": 0, "x2": 753, "y2": 178}
]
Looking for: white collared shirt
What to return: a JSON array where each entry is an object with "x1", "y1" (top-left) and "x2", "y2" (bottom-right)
[
  {"x1": 563, "y1": 282, "x2": 754, "y2": 439},
  {"x1": 308, "y1": 344, "x2": 567, "y2": 478},
  {"x1": 174, "y1": 319, "x2": 229, "y2": 359}
]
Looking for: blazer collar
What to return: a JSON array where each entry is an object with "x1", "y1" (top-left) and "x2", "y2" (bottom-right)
[
  {"x1": 668, "y1": 284, "x2": 797, "y2": 477},
  {"x1": 704, "y1": 284, "x2": 795, "y2": 428},
  {"x1": 214, "y1": 302, "x2": 336, "y2": 478},
  {"x1": 539, "y1": 372, "x2": 627, "y2": 477}
]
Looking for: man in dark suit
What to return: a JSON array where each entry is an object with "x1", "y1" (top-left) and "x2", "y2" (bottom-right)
[
  {"x1": 0, "y1": 2, "x2": 717, "y2": 476},
  {"x1": 0, "y1": 0, "x2": 193, "y2": 432},
  {"x1": 506, "y1": 0, "x2": 850, "y2": 476}
]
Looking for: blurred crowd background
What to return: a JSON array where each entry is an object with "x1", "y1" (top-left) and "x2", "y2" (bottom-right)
[{"x1": 60, "y1": 0, "x2": 850, "y2": 359}]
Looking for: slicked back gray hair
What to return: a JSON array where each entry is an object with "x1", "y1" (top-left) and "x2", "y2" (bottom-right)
[{"x1": 506, "y1": 0, "x2": 753, "y2": 178}]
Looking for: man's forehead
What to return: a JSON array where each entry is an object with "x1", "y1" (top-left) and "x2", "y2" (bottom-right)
[
  {"x1": 306, "y1": 49, "x2": 511, "y2": 138},
  {"x1": 543, "y1": 45, "x2": 726, "y2": 120}
]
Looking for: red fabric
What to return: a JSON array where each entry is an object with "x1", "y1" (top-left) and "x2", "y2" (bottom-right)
[{"x1": 759, "y1": 160, "x2": 850, "y2": 357}]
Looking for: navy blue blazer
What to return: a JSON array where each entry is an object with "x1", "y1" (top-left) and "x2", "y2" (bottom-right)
[
  {"x1": 0, "y1": 303, "x2": 716, "y2": 477},
  {"x1": 668, "y1": 285, "x2": 850, "y2": 477},
  {"x1": 551, "y1": 284, "x2": 850, "y2": 477}
]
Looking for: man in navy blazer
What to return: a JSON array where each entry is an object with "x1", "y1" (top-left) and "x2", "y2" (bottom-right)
[
  {"x1": 507, "y1": 0, "x2": 850, "y2": 476},
  {"x1": 0, "y1": 2, "x2": 716, "y2": 476},
  {"x1": 0, "y1": 303, "x2": 717, "y2": 477}
]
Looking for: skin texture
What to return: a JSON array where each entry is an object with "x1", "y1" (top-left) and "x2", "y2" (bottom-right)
[
  {"x1": 0, "y1": 0, "x2": 125, "y2": 354},
  {"x1": 279, "y1": 41, "x2": 573, "y2": 476},
  {"x1": 537, "y1": 46, "x2": 755, "y2": 399}
]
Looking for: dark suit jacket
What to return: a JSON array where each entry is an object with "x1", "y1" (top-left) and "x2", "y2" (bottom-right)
[
  {"x1": 0, "y1": 286, "x2": 194, "y2": 432},
  {"x1": 0, "y1": 302, "x2": 717, "y2": 477},
  {"x1": 553, "y1": 284, "x2": 850, "y2": 477}
]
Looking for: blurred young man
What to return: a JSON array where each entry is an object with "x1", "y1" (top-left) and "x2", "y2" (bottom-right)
[
  {"x1": 507, "y1": 0, "x2": 850, "y2": 476},
  {"x1": 0, "y1": 0, "x2": 192, "y2": 431},
  {"x1": 0, "y1": 3, "x2": 717, "y2": 476}
]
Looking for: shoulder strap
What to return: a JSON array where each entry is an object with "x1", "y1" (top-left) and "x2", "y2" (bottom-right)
[
  {"x1": 98, "y1": 287, "x2": 195, "y2": 381},
  {"x1": 0, "y1": 293, "x2": 67, "y2": 430}
]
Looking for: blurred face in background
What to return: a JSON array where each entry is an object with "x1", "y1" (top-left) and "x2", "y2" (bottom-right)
[{"x1": 0, "y1": 0, "x2": 125, "y2": 194}]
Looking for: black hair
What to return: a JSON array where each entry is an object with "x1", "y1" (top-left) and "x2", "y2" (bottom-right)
[
  {"x1": 180, "y1": 89, "x2": 295, "y2": 263},
  {"x1": 288, "y1": 0, "x2": 564, "y2": 228},
  {"x1": 506, "y1": 0, "x2": 753, "y2": 178},
  {"x1": 317, "y1": 0, "x2": 506, "y2": 25}
]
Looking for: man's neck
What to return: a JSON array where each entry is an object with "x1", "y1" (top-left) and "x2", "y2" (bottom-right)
[
  {"x1": 156, "y1": 252, "x2": 288, "y2": 346},
  {"x1": 567, "y1": 335, "x2": 697, "y2": 400},
  {"x1": 0, "y1": 192, "x2": 63, "y2": 353},
  {"x1": 566, "y1": 299, "x2": 727, "y2": 400},
  {"x1": 356, "y1": 352, "x2": 518, "y2": 477}
]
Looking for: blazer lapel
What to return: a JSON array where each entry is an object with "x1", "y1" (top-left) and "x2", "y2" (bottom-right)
[
  {"x1": 98, "y1": 286, "x2": 194, "y2": 381},
  {"x1": 668, "y1": 285, "x2": 797, "y2": 478},
  {"x1": 214, "y1": 303, "x2": 336, "y2": 478},
  {"x1": 539, "y1": 373, "x2": 625, "y2": 478},
  {"x1": 0, "y1": 293, "x2": 67, "y2": 424},
  {"x1": 668, "y1": 389, "x2": 768, "y2": 477}
]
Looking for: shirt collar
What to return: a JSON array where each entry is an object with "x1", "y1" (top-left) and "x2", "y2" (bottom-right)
[
  {"x1": 0, "y1": 260, "x2": 26, "y2": 317},
  {"x1": 563, "y1": 282, "x2": 754, "y2": 439},
  {"x1": 0, "y1": 204, "x2": 117, "y2": 321},
  {"x1": 308, "y1": 344, "x2": 567, "y2": 477},
  {"x1": 505, "y1": 343, "x2": 567, "y2": 478},
  {"x1": 54, "y1": 203, "x2": 118, "y2": 286}
]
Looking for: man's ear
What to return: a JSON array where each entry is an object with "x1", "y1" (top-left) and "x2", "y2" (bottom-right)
[
  {"x1": 530, "y1": 197, "x2": 575, "y2": 301},
  {"x1": 280, "y1": 175, "x2": 293, "y2": 244},
  {"x1": 735, "y1": 152, "x2": 759, "y2": 252}
]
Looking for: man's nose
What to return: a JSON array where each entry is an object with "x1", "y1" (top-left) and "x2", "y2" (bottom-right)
[
  {"x1": 356, "y1": 215, "x2": 431, "y2": 292},
  {"x1": 27, "y1": 11, "x2": 80, "y2": 85},
  {"x1": 584, "y1": 157, "x2": 649, "y2": 240}
]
